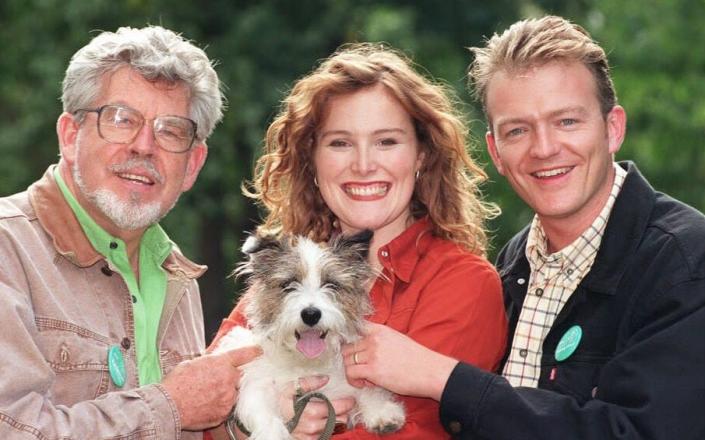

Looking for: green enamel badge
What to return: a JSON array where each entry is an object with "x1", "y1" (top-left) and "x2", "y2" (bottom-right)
[
  {"x1": 108, "y1": 345, "x2": 126, "y2": 387},
  {"x1": 555, "y1": 325, "x2": 582, "y2": 362}
]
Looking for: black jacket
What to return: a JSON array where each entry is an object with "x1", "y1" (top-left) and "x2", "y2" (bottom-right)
[{"x1": 439, "y1": 162, "x2": 705, "y2": 439}]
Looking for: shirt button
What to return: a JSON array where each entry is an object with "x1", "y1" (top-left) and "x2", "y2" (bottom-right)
[
  {"x1": 109, "y1": 241, "x2": 118, "y2": 250},
  {"x1": 535, "y1": 288, "x2": 544, "y2": 297},
  {"x1": 132, "y1": 295, "x2": 137, "y2": 304},
  {"x1": 380, "y1": 250, "x2": 389, "y2": 258},
  {"x1": 517, "y1": 278, "x2": 526, "y2": 285},
  {"x1": 519, "y1": 349, "x2": 528, "y2": 357},
  {"x1": 448, "y1": 420, "x2": 462, "y2": 434},
  {"x1": 121, "y1": 337, "x2": 131, "y2": 350},
  {"x1": 101, "y1": 265, "x2": 113, "y2": 276},
  {"x1": 566, "y1": 268, "x2": 574, "y2": 275}
]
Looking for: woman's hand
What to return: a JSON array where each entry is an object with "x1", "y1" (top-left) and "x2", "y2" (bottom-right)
[
  {"x1": 342, "y1": 322, "x2": 459, "y2": 400},
  {"x1": 280, "y1": 375, "x2": 356, "y2": 440}
]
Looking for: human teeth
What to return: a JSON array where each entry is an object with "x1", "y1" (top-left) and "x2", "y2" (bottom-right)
[
  {"x1": 534, "y1": 167, "x2": 571, "y2": 178},
  {"x1": 119, "y1": 173, "x2": 153, "y2": 184},
  {"x1": 345, "y1": 184, "x2": 388, "y2": 196}
]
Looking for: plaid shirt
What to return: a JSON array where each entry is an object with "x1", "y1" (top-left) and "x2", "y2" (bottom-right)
[{"x1": 502, "y1": 163, "x2": 627, "y2": 387}]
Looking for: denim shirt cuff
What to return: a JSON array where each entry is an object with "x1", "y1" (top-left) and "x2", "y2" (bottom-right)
[{"x1": 137, "y1": 383, "x2": 181, "y2": 439}]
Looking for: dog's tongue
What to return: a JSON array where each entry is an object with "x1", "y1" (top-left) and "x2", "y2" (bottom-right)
[{"x1": 296, "y1": 330, "x2": 326, "y2": 358}]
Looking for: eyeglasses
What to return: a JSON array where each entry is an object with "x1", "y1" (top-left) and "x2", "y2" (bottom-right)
[{"x1": 75, "y1": 104, "x2": 198, "y2": 153}]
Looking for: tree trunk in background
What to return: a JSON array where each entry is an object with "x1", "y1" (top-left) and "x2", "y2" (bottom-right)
[{"x1": 199, "y1": 214, "x2": 230, "y2": 345}]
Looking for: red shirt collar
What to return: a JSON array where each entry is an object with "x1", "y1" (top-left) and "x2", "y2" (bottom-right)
[{"x1": 376, "y1": 216, "x2": 433, "y2": 283}]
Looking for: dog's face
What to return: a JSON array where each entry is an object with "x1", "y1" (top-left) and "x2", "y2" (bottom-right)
[{"x1": 237, "y1": 231, "x2": 374, "y2": 360}]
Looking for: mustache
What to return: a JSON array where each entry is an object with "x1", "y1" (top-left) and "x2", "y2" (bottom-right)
[{"x1": 109, "y1": 158, "x2": 164, "y2": 184}]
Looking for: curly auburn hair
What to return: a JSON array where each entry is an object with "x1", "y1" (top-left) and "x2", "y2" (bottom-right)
[{"x1": 246, "y1": 43, "x2": 499, "y2": 255}]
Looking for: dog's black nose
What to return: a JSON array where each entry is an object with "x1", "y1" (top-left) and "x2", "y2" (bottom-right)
[{"x1": 301, "y1": 307, "x2": 321, "y2": 326}]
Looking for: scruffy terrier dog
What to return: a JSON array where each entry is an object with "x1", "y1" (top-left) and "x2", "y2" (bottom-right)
[{"x1": 213, "y1": 231, "x2": 405, "y2": 439}]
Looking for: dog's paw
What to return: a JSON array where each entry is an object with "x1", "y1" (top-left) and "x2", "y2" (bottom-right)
[{"x1": 361, "y1": 399, "x2": 406, "y2": 434}]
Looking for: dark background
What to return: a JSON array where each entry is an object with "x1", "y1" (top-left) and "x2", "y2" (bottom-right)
[{"x1": 1, "y1": 0, "x2": 703, "y2": 343}]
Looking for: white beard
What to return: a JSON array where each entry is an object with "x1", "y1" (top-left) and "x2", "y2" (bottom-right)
[{"x1": 72, "y1": 154, "x2": 166, "y2": 231}]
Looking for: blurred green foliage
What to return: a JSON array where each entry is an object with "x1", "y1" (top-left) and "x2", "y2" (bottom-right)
[{"x1": 1, "y1": 0, "x2": 702, "y2": 342}]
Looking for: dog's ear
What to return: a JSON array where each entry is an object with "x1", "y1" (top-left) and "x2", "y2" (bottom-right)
[
  {"x1": 233, "y1": 232, "x2": 284, "y2": 279},
  {"x1": 332, "y1": 229, "x2": 373, "y2": 261},
  {"x1": 241, "y1": 232, "x2": 282, "y2": 255}
]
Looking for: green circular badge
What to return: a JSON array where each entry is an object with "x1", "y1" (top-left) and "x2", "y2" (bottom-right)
[
  {"x1": 555, "y1": 325, "x2": 582, "y2": 362},
  {"x1": 107, "y1": 345, "x2": 126, "y2": 387}
]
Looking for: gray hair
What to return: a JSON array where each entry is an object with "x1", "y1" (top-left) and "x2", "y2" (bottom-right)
[{"x1": 62, "y1": 25, "x2": 224, "y2": 141}]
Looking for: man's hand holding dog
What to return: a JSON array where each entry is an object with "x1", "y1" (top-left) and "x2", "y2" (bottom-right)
[{"x1": 161, "y1": 346, "x2": 262, "y2": 430}]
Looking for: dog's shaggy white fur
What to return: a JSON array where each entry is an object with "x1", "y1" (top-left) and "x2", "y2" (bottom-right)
[{"x1": 213, "y1": 231, "x2": 405, "y2": 439}]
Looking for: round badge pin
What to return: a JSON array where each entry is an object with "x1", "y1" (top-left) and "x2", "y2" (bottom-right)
[
  {"x1": 555, "y1": 325, "x2": 582, "y2": 362},
  {"x1": 107, "y1": 345, "x2": 126, "y2": 387}
]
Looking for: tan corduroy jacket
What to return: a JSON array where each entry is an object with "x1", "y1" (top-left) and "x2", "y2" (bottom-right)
[{"x1": 0, "y1": 166, "x2": 207, "y2": 439}]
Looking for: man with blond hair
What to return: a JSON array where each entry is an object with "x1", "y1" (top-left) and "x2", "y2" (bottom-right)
[
  {"x1": 0, "y1": 26, "x2": 259, "y2": 439},
  {"x1": 343, "y1": 15, "x2": 705, "y2": 439}
]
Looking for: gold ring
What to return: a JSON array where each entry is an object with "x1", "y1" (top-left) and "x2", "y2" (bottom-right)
[{"x1": 353, "y1": 352, "x2": 360, "y2": 365}]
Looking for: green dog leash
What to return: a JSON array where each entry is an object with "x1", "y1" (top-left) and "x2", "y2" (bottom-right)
[{"x1": 226, "y1": 390, "x2": 337, "y2": 440}]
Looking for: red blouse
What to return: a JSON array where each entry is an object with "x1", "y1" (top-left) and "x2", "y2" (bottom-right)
[{"x1": 208, "y1": 218, "x2": 507, "y2": 439}]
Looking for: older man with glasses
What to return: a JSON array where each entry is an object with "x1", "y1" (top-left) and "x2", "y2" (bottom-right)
[{"x1": 0, "y1": 26, "x2": 259, "y2": 439}]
